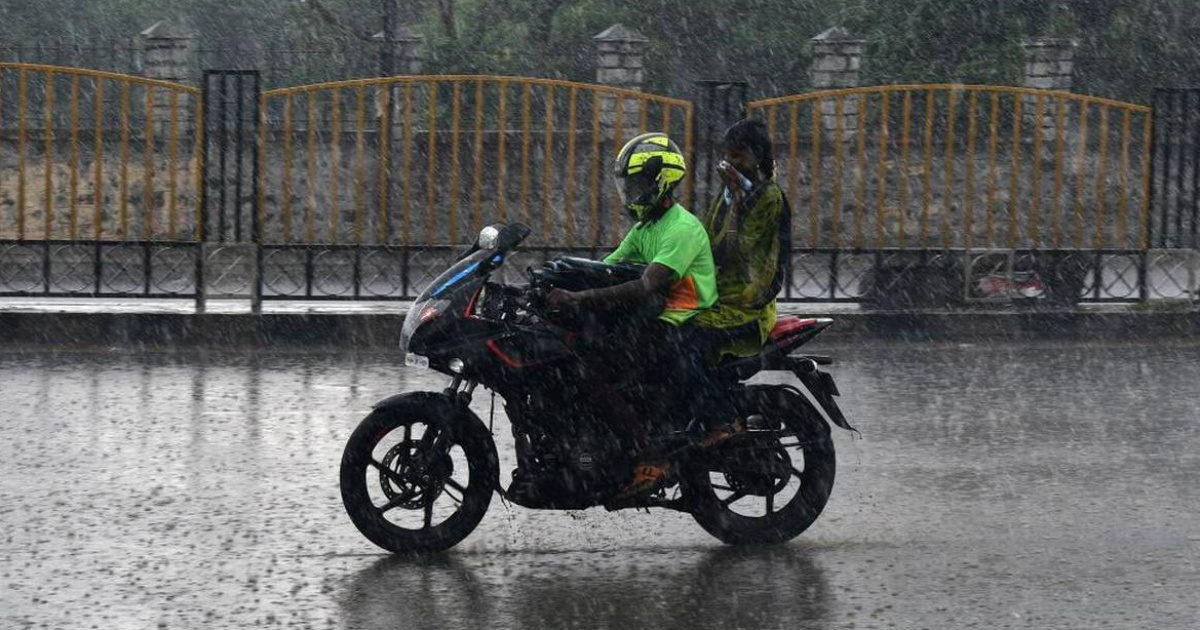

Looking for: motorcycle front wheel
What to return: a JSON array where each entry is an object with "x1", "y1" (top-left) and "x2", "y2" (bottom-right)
[
  {"x1": 340, "y1": 392, "x2": 498, "y2": 553},
  {"x1": 682, "y1": 392, "x2": 836, "y2": 545}
]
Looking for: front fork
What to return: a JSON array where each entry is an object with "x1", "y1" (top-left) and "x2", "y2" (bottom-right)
[
  {"x1": 425, "y1": 376, "x2": 480, "y2": 456},
  {"x1": 443, "y1": 375, "x2": 478, "y2": 406}
]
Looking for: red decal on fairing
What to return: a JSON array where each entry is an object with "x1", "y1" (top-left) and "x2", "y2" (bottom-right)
[{"x1": 487, "y1": 339, "x2": 529, "y2": 368}]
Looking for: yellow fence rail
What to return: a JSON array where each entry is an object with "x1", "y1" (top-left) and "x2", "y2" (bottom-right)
[
  {"x1": 0, "y1": 63, "x2": 202, "y2": 242},
  {"x1": 259, "y1": 75, "x2": 694, "y2": 247},
  {"x1": 747, "y1": 85, "x2": 1153, "y2": 250},
  {"x1": 4, "y1": 67, "x2": 1154, "y2": 255}
]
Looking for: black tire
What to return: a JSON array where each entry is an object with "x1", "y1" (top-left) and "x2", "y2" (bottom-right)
[
  {"x1": 340, "y1": 392, "x2": 498, "y2": 553},
  {"x1": 682, "y1": 387, "x2": 836, "y2": 545}
]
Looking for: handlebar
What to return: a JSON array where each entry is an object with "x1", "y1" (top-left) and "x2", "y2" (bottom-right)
[
  {"x1": 486, "y1": 280, "x2": 555, "y2": 320},
  {"x1": 524, "y1": 284, "x2": 549, "y2": 307}
]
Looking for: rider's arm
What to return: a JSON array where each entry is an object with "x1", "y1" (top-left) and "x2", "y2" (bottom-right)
[
  {"x1": 602, "y1": 230, "x2": 637, "y2": 264},
  {"x1": 566, "y1": 263, "x2": 673, "y2": 314},
  {"x1": 551, "y1": 219, "x2": 705, "y2": 316}
]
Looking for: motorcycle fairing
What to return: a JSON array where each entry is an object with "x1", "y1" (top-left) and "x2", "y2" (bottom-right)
[{"x1": 485, "y1": 332, "x2": 573, "y2": 369}]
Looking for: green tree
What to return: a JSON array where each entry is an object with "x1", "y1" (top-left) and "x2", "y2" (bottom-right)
[{"x1": 4, "y1": 0, "x2": 1200, "y2": 103}]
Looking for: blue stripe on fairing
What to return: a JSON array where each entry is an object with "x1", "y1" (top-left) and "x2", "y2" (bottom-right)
[
  {"x1": 430, "y1": 254, "x2": 503, "y2": 297},
  {"x1": 432, "y1": 261, "x2": 481, "y2": 297}
]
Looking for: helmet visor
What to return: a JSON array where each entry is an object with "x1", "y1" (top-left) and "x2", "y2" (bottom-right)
[{"x1": 613, "y1": 172, "x2": 653, "y2": 206}]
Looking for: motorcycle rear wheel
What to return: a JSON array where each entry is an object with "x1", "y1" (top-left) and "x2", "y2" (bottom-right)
[
  {"x1": 340, "y1": 393, "x2": 497, "y2": 553},
  {"x1": 682, "y1": 393, "x2": 836, "y2": 545}
]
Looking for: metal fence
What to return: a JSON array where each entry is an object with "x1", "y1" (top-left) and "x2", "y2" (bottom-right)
[
  {"x1": 184, "y1": 73, "x2": 697, "y2": 304},
  {"x1": 0, "y1": 63, "x2": 203, "y2": 301},
  {"x1": 1148, "y1": 88, "x2": 1200, "y2": 250},
  {"x1": 256, "y1": 75, "x2": 694, "y2": 246},
  {"x1": 746, "y1": 85, "x2": 1154, "y2": 251},
  {"x1": 1, "y1": 62, "x2": 1196, "y2": 307},
  {"x1": 739, "y1": 85, "x2": 1191, "y2": 305}
]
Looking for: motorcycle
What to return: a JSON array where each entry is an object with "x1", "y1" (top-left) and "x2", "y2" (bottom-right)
[{"x1": 339, "y1": 222, "x2": 855, "y2": 552}]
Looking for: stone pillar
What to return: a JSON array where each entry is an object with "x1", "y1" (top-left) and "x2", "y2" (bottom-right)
[
  {"x1": 594, "y1": 24, "x2": 648, "y2": 141},
  {"x1": 373, "y1": 26, "x2": 425, "y2": 123},
  {"x1": 141, "y1": 21, "x2": 196, "y2": 135},
  {"x1": 1022, "y1": 38, "x2": 1076, "y2": 92},
  {"x1": 1022, "y1": 38, "x2": 1076, "y2": 141},
  {"x1": 372, "y1": 25, "x2": 425, "y2": 75},
  {"x1": 810, "y1": 27, "x2": 864, "y2": 138}
]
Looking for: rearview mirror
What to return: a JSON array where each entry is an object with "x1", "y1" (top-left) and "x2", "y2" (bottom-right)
[{"x1": 479, "y1": 222, "x2": 532, "y2": 253}]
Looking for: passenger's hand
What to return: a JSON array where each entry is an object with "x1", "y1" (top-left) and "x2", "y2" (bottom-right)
[{"x1": 717, "y1": 161, "x2": 739, "y2": 188}]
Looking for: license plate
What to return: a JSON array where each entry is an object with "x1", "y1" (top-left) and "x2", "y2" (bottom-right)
[{"x1": 404, "y1": 353, "x2": 430, "y2": 369}]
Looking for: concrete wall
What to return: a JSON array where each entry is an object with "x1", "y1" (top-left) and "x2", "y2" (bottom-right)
[{"x1": 0, "y1": 138, "x2": 201, "y2": 241}]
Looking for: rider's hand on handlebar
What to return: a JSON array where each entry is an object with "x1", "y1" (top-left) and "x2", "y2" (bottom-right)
[{"x1": 546, "y1": 288, "x2": 579, "y2": 313}]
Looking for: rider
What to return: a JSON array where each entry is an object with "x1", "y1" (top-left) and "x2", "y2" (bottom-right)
[{"x1": 546, "y1": 132, "x2": 718, "y2": 496}]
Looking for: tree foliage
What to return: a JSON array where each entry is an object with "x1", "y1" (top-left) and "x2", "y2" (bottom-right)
[{"x1": 1, "y1": 0, "x2": 1198, "y2": 102}]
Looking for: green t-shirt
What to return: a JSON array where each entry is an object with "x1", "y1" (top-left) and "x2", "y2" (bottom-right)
[{"x1": 603, "y1": 203, "x2": 718, "y2": 326}]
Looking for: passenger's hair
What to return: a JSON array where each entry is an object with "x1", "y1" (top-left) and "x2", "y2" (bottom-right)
[{"x1": 724, "y1": 118, "x2": 774, "y2": 179}]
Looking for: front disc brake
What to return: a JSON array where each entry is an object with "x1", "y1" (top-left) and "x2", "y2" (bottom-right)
[{"x1": 378, "y1": 440, "x2": 454, "y2": 510}]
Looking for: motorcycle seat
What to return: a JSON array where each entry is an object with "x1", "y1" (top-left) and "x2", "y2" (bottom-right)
[
  {"x1": 711, "y1": 316, "x2": 824, "y2": 381},
  {"x1": 769, "y1": 316, "x2": 820, "y2": 342}
]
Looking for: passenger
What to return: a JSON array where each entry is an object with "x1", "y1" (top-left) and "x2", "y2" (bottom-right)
[{"x1": 694, "y1": 118, "x2": 791, "y2": 362}]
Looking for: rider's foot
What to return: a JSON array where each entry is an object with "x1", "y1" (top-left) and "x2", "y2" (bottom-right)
[
  {"x1": 616, "y1": 459, "x2": 670, "y2": 499},
  {"x1": 699, "y1": 417, "x2": 747, "y2": 449}
]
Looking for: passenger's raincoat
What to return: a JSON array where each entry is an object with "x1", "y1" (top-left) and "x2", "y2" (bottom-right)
[{"x1": 694, "y1": 181, "x2": 787, "y2": 358}]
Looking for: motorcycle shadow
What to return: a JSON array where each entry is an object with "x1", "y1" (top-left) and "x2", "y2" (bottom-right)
[{"x1": 336, "y1": 544, "x2": 832, "y2": 630}]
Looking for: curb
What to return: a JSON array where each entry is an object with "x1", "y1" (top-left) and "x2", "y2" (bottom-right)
[{"x1": 1, "y1": 310, "x2": 1197, "y2": 349}]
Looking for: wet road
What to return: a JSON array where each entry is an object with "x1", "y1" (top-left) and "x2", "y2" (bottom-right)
[{"x1": 2, "y1": 340, "x2": 1198, "y2": 629}]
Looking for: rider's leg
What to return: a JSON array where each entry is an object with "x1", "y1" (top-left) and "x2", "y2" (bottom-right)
[
  {"x1": 587, "y1": 378, "x2": 651, "y2": 452},
  {"x1": 576, "y1": 319, "x2": 663, "y2": 453},
  {"x1": 612, "y1": 320, "x2": 693, "y2": 497}
]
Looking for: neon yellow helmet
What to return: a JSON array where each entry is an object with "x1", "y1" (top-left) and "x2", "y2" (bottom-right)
[{"x1": 612, "y1": 132, "x2": 687, "y2": 221}]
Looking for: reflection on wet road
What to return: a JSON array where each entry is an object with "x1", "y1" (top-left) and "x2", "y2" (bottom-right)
[{"x1": 1, "y1": 341, "x2": 1198, "y2": 629}]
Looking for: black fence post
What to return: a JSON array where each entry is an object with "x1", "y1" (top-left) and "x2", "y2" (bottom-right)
[
  {"x1": 701, "y1": 84, "x2": 716, "y2": 209},
  {"x1": 93, "y1": 242, "x2": 103, "y2": 296},
  {"x1": 251, "y1": 72, "x2": 264, "y2": 314},
  {"x1": 829, "y1": 250, "x2": 840, "y2": 300},
  {"x1": 305, "y1": 249, "x2": 315, "y2": 299},
  {"x1": 143, "y1": 244, "x2": 152, "y2": 297},
  {"x1": 694, "y1": 80, "x2": 750, "y2": 211},
  {"x1": 1160, "y1": 89, "x2": 1179, "y2": 250},
  {"x1": 196, "y1": 73, "x2": 210, "y2": 313},
  {"x1": 1143, "y1": 90, "x2": 1160, "y2": 301},
  {"x1": 217, "y1": 74, "x2": 229, "y2": 243},
  {"x1": 1191, "y1": 91, "x2": 1200, "y2": 251},
  {"x1": 235, "y1": 73, "x2": 246, "y2": 244},
  {"x1": 201, "y1": 69, "x2": 263, "y2": 312},
  {"x1": 354, "y1": 248, "x2": 364, "y2": 299},
  {"x1": 400, "y1": 247, "x2": 409, "y2": 298},
  {"x1": 1173, "y1": 90, "x2": 1187, "y2": 250},
  {"x1": 42, "y1": 241, "x2": 51, "y2": 295},
  {"x1": 1145, "y1": 87, "x2": 1200, "y2": 300}
]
